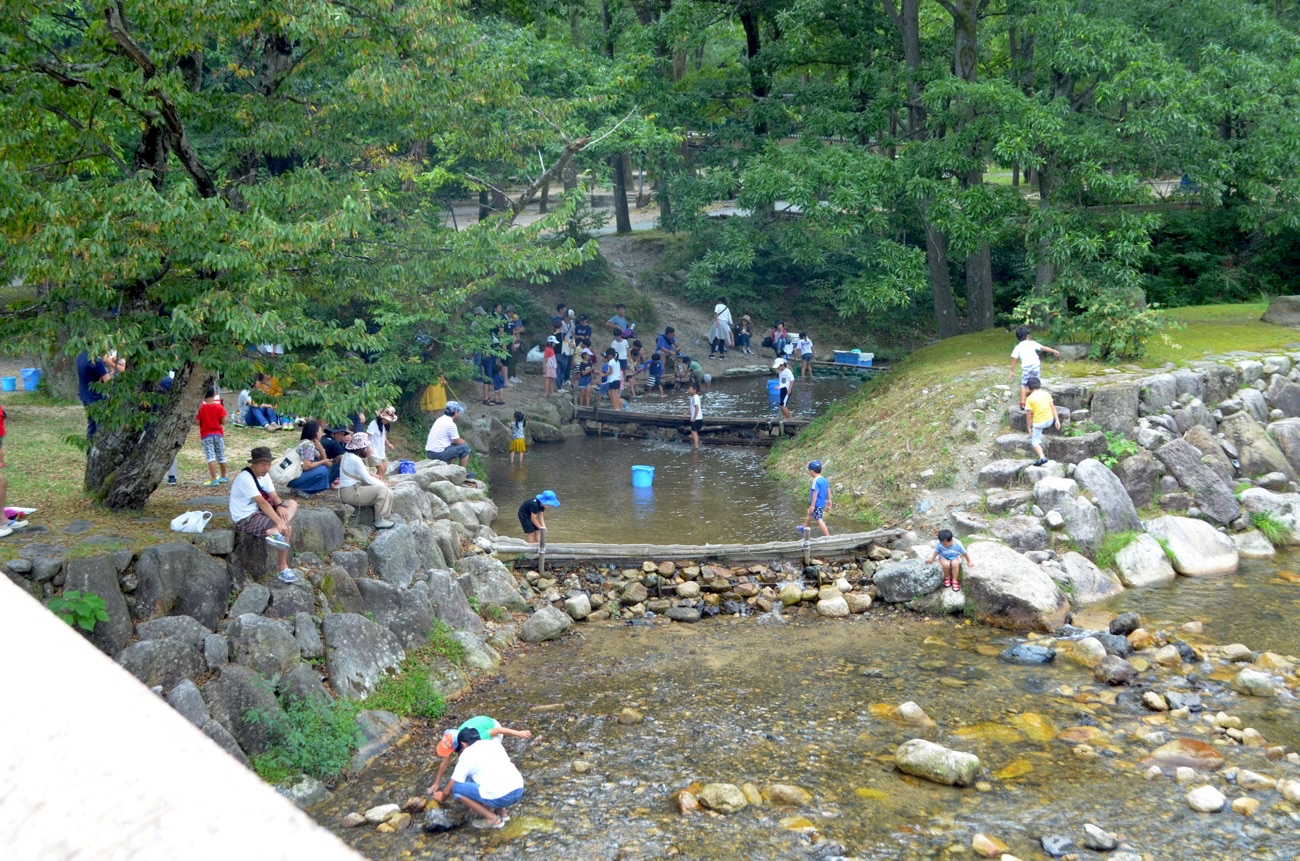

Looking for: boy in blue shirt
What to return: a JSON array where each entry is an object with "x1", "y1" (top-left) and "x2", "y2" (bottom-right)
[
  {"x1": 926, "y1": 528, "x2": 975, "y2": 591},
  {"x1": 576, "y1": 348, "x2": 595, "y2": 407},
  {"x1": 799, "y1": 460, "x2": 832, "y2": 537},
  {"x1": 646, "y1": 352, "x2": 665, "y2": 396}
]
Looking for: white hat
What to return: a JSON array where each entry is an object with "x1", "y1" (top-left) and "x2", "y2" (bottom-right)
[{"x1": 772, "y1": 358, "x2": 787, "y2": 368}]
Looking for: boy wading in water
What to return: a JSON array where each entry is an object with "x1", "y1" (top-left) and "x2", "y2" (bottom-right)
[
  {"x1": 1024, "y1": 376, "x2": 1059, "y2": 467},
  {"x1": 799, "y1": 460, "x2": 832, "y2": 537},
  {"x1": 682, "y1": 381, "x2": 703, "y2": 448},
  {"x1": 926, "y1": 528, "x2": 974, "y2": 591}
]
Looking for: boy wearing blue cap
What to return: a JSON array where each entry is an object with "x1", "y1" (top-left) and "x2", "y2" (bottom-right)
[
  {"x1": 517, "y1": 490, "x2": 560, "y2": 543},
  {"x1": 799, "y1": 460, "x2": 832, "y2": 537}
]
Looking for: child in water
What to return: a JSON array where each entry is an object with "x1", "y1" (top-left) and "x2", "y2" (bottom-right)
[
  {"x1": 926, "y1": 528, "x2": 974, "y2": 591},
  {"x1": 509, "y1": 411, "x2": 527, "y2": 464}
]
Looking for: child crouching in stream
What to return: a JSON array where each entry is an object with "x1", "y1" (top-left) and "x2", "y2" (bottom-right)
[{"x1": 428, "y1": 721, "x2": 531, "y2": 829}]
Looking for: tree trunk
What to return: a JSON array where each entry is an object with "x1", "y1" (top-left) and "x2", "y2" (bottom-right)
[
  {"x1": 539, "y1": 178, "x2": 549, "y2": 214},
  {"x1": 965, "y1": 243, "x2": 994, "y2": 330},
  {"x1": 1034, "y1": 160, "x2": 1060, "y2": 291},
  {"x1": 85, "y1": 362, "x2": 210, "y2": 509},
  {"x1": 611, "y1": 154, "x2": 632, "y2": 233},
  {"x1": 478, "y1": 188, "x2": 490, "y2": 221},
  {"x1": 739, "y1": 9, "x2": 768, "y2": 135},
  {"x1": 926, "y1": 220, "x2": 959, "y2": 338}
]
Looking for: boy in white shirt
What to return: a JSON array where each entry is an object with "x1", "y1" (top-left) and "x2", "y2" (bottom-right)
[
  {"x1": 1010, "y1": 326, "x2": 1060, "y2": 408},
  {"x1": 682, "y1": 381, "x2": 703, "y2": 448},
  {"x1": 429, "y1": 727, "x2": 525, "y2": 829},
  {"x1": 775, "y1": 358, "x2": 796, "y2": 420}
]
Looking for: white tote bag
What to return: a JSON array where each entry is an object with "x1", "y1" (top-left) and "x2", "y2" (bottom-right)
[
  {"x1": 268, "y1": 447, "x2": 303, "y2": 485},
  {"x1": 170, "y1": 510, "x2": 213, "y2": 534}
]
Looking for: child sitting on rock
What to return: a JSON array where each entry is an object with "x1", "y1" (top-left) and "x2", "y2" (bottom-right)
[{"x1": 926, "y1": 528, "x2": 974, "y2": 592}]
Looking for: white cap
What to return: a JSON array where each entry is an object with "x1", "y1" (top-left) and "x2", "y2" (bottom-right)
[{"x1": 772, "y1": 358, "x2": 787, "y2": 368}]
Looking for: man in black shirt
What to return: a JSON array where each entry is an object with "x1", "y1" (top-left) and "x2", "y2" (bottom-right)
[{"x1": 321, "y1": 427, "x2": 351, "y2": 483}]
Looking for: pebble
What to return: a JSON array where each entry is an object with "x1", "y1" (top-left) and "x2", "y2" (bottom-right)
[
  {"x1": 1236, "y1": 770, "x2": 1276, "y2": 791},
  {"x1": 1231, "y1": 797, "x2": 1260, "y2": 816},
  {"x1": 1144, "y1": 766, "x2": 1162, "y2": 780},
  {"x1": 1081, "y1": 824, "x2": 1117, "y2": 851},
  {"x1": 972, "y1": 833, "x2": 1009, "y2": 857},
  {"x1": 618, "y1": 707, "x2": 644, "y2": 725},
  {"x1": 761, "y1": 783, "x2": 812, "y2": 806},
  {"x1": 1142, "y1": 692, "x2": 1169, "y2": 711},
  {"x1": 1186, "y1": 785, "x2": 1227, "y2": 813},
  {"x1": 364, "y1": 803, "x2": 400, "y2": 824},
  {"x1": 1175, "y1": 767, "x2": 1196, "y2": 784},
  {"x1": 1040, "y1": 834, "x2": 1073, "y2": 856},
  {"x1": 1278, "y1": 778, "x2": 1300, "y2": 803},
  {"x1": 341, "y1": 812, "x2": 366, "y2": 828},
  {"x1": 1231, "y1": 668, "x2": 1277, "y2": 697},
  {"x1": 572, "y1": 760, "x2": 592, "y2": 774}
]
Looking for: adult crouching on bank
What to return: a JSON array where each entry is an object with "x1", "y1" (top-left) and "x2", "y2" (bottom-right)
[{"x1": 425, "y1": 401, "x2": 471, "y2": 467}]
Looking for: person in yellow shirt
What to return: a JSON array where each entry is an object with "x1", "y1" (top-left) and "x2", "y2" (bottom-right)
[{"x1": 1024, "y1": 376, "x2": 1059, "y2": 466}]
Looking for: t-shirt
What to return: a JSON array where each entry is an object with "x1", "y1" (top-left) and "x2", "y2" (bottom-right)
[
  {"x1": 338, "y1": 451, "x2": 381, "y2": 489},
  {"x1": 690, "y1": 393, "x2": 702, "y2": 421},
  {"x1": 229, "y1": 469, "x2": 274, "y2": 523},
  {"x1": 608, "y1": 314, "x2": 630, "y2": 332},
  {"x1": 459, "y1": 716, "x2": 503, "y2": 744},
  {"x1": 715, "y1": 305, "x2": 733, "y2": 328},
  {"x1": 197, "y1": 401, "x2": 226, "y2": 437},
  {"x1": 649, "y1": 360, "x2": 664, "y2": 379},
  {"x1": 510, "y1": 421, "x2": 525, "y2": 440},
  {"x1": 366, "y1": 420, "x2": 389, "y2": 460},
  {"x1": 76, "y1": 352, "x2": 109, "y2": 405},
  {"x1": 237, "y1": 389, "x2": 253, "y2": 416},
  {"x1": 321, "y1": 436, "x2": 346, "y2": 459},
  {"x1": 577, "y1": 359, "x2": 593, "y2": 380},
  {"x1": 810, "y1": 475, "x2": 829, "y2": 507},
  {"x1": 778, "y1": 368, "x2": 795, "y2": 389},
  {"x1": 1011, "y1": 340, "x2": 1044, "y2": 370},
  {"x1": 934, "y1": 539, "x2": 967, "y2": 560},
  {"x1": 518, "y1": 497, "x2": 544, "y2": 524},
  {"x1": 611, "y1": 339, "x2": 628, "y2": 360},
  {"x1": 0, "y1": 405, "x2": 6, "y2": 438},
  {"x1": 797, "y1": 337, "x2": 813, "y2": 355},
  {"x1": 295, "y1": 440, "x2": 321, "y2": 464},
  {"x1": 1026, "y1": 389, "x2": 1055, "y2": 426},
  {"x1": 686, "y1": 360, "x2": 703, "y2": 377},
  {"x1": 426, "y1": 415, "x2": 460, "y2": 453},
  {"x1": 656, "y1": 334, "x2": 676, "y2": 354},
  {"x1": 450, "y1": 740, "x2": 524, "y2": 801},
  {"x1": 575, "y1": 323, "x2": 593, "y2": 341},
  {"x1": 603, "y1": 361, "x2": 622, "y2": 384}
]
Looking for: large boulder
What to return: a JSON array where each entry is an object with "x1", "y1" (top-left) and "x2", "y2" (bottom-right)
[
  {"x1": 133, "y1": 541, "x2": 231, "y2": 630},
  {"x1": 521, "y1": 605, "x2": 573, "y2": 643},
  {"x1": 408, "y1": 522, "x2": 448, "y2": 571},
  {"x1": 62, "y1": 555, "x2": 133, "y2": 656},
  {"x1": 1059, "y1": 496, "x2": 1104, "y2": 556},
  {"x1": 1201, "y1": 363, "x2": 1240, "y2": 406},
  {"x1": 991, "y1": 515, "x2": 1049, "y2": 552},
  {"x1": 427, "y1": 480, "x2": 487, "y2": 506},
  {"x1": 455, "y1": 555, "x2": 529, "y2": 613},
  {"x1": 367, "y1": 524, "x2": 422, "y2": 588},
  {"x1": 1154, "y1": 439, "x2": 1240, "y2": 525},
  {"x1": 1090, "y1": 383, "x2": 1139, "y2": 435},
  {"x1": 426, "y1": 520, "x2": 462, "y2": 569},
  {"x1": 1183, "y1": 425, "x2": 1236, "y2": 485},
  {"x1": 357, "y1": 578, "x2": 436, "y2": 649},
  {"x1": 872, "y1": 560, "x2": 942, "y2": 603},
  {"x1": 426, "y1": 569, "x2": 484, "y2": 634},
  {"x1": 895, "y1": 739, "x2": 981, "y2": 787},
  {"x1": 1144, "y1": 516, "x2": 1239, "y2": 576},
  {"x1": 1114, "y1": 451, "x2": 1158, "y2": 509},
  {"x1": 1172, "y1": 368, "x2": 1205, "y2": 400},
  {"x1": 289, "y1": 507, "x2": 344, "y2": 556},
  {"x1": 1055, "y1": 552, "x2": 1124, "y2": 605},
  {"x1": 320, "y1": 564, "x2": 365, "y2": 614},
  {"x1": 1034, "y1": 477, "x2": 1079, "y2": 512},
  {"x1": 136, "y1": 614, "x2": 210, "y2": 648},
  {"x1": 1238, "y1": 488, "x2": 1300, "y2": 545},
  {"x1": 1114, "y1": 534, "x2": 1177, "y2": 588},
  {"x1": 229, "y1": 531, "x2": 280, "y2": 584},
  {"x1": 1267, "y1": 417, "x2": 1300, "y2": 476},
  {"x1": 415, "y1": 462, "x2": 468, "y2": 486},
  {"x1": 1045, "y1": 432, "x2": 1107, "y2": 465},
  {"x1": 229, "y1": 583, "x2": 271, "y2": 618},
  {"x1": 977, "y1": 460, "x2": 1029, "y2": 489},
  {"x1": 1239, "y1": 388, "x2": 1271, "y2": 424},
  {"x1": 1261, "y1": 295, "x2": 1300, "y2": 327},
  {"x1": 278, "y1": 662, "x2": 332, "y2": 709},
  {"x1": 265, "y1": 582, "x2": 315, "y2": 620},
  {"x1": 115, "y1": 637, "x2": 205, "y2": 692},
  {"x1": 293, "y1": 612, "x2": 324, "y2": 660},
  {"x1": 228, "y1": 613, "x2": 300, "y2": 677},
  {"x1": 166, "y1": 679, "x2": 212, "y2": 728},
  {"x1": 1074, "y1": 459, "x2": 1141, "y2": 533},
  {"x1": 201, "y1": 719, "x2": 251, "y2": 766},
  {"x1": 201, "y1": 664, "x2": 284, "y2": 755},
  {"x1": 391, "y1": 482, "x2": 433, "y2": 524},
  {"x1": 1138, "y1": 375, "x2": 1177, "y2": 416},
  {"x1": 322, "y1": 613, "x2": 406, "y2": 700},
  {"x1": 964, "y1": 542, "x2": 1070, "y2": 632},
  {"x1": 1219, "y1": 412, "x2": 1293, "y2": 479}
]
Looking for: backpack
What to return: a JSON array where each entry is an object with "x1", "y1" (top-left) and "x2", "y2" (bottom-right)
[{"x1": 268, "y1": 446, "x2": 303, "y2": 485}]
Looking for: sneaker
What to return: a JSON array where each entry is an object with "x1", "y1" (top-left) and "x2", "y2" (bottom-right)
[
  {"x1": 202, "y1": 478, "x2": 221, "y2": 487},
  {"x1": 1032, "y1": 458, "x2": 1048, "y2": 467},
  {"x1": 166, "y1": 476, "x2": 178, "y2": 486},
  {"x1": 278, "y1": 569, "x2": 300, "y2": 584},
  {"x1": 0, "y1": 526, "x2": 11, "y2": 540},
  {"x1": 510, "y1": 376, "x2": 520, "y2": 384},
  {"x1": 465, "y1": 472, "x2": 477, "y2": 481},
  {"x1": 7, "y1": 519, "x2": 28, "y2": 531},
  {"x1": 374, "y1": 518, "x2": 396, "y2": 529},
  {"x1": 265, "y1": 533, "x2": 291, "y2": 550},
  {"x1": 217, "y1": 476, "x2": 229, "y2": 484}
]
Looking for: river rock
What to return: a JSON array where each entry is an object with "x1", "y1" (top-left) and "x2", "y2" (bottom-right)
[
  {"x1": 1186, "y1": 785, "x2": 1227, "y2": 813},
  {"x1": 115, "y1": 637, "x2": 205, "y2": 692},
  {"x1": 844, "y1": 591, "x2": 872, "y2": 613},
  {"x1": 1090, "y1": 383, "x2": 1139, "y2": 435},
  {"x1": 356, "y1": 579, "x2": 435, "y2": 649},
  {"x1": 1082, "y1": 823, "x2": 1118, "y2": 851},
  {"x1": 1056, "y1": 552, "x2": 1124, "y2": 605},
  {"x1": 1000, "y1": 644, "x2": 1056, "y2": 665},
  {"x1": 992, "y1": 515, "x2": 1049, "y2": 552},
  {"x1": 425, "y1": 569, "x2": 483, "y2": 633},
  {"x1": 1266, "y1": 417, "x2": 1300, "y2": 475},
  {"x1": 422, "y1": 807, "x2": 459, "y2": 832},
  {"x1": 761, "y1": 784, "x2": 813, "y2": 806},
  {"x1": 1142, "y1": 738, "x2": 1225, "y2": 770},
  {"x1": 1144, "y1": 516, "x2": 1239, "y2": 575},
  {"x1": 1109, "y1": 611, "x2": 1141, "y2": 635},
  {"x1": 698, "y1": 783, "x2": 748, "y2": 813},
  {"x1": 229, "y1": 583, "x2": 271, "y2": 618},
  {"x1": 1220, "y1": 411, "x2": 1293, "y2": 478},
  {"x1": 1183, "y1": 425, "x2": 1236, "y2": 484},
  {"x1": 1068, "y1": 636, "x2": 1107, "y2": 668},
  {"x1": 1074, "y1": 459, "x2": 1142, "y2": 532},
  {"x1": 290, "y1": 507, "x2": 344, "y2": 556},
  {"x1": 1114, "y1": 451, "x2": 1158, "y2": 509},
  {"x1": 873, "y1": 560, "x2": 942, "y2": 603},
  {"x1": 816, "y1": 594, "x2": 850, "y2": 617},
  {"x1": 1094, "y1": 655, "x2": 1138, "y2": 685},
  {"x1": 322, "y1": 613, "x2": 406, "y2": 700},
  {"x1": 1154, "y1": 439, "x2": 1239, "y2": 525},
  {"x1": 228, "y1": 613, "x2": 300, "y2": 677},
  {"x1": 1113, "y1": 534, "x2": 1177, "y2": 588},
  {"x1": 564, "y1": 592, "x2": 592, "y2": 620},
  {"x1": 133, "y1": 541, "x2": 231, "y2": 631},
  {"x1": 1231, "y1": 668, "x2": 1277, "y2": 697},
  {"x1": 666, "y1": 606, "x2": 701, "y2": 623},
  {"x1": 1094, "y1": 632, "x2": 1133, "y2": 657},
  {"x1": 521, "y1": 605, "x2": 572, "y2": 642},
  {"x1": 455, "y1": 555, "x2": 529, "y2": 613},
  {"x1": 366, "y1": 524, "x2": 421, "y2": 589},
  {"x1": 201, "y1": 664, "x2": 284, "y2": 755},
  {"x1": 61, "y1": 555, "x2": 133, "y2": 656},
  {"x1": 965, "y1": 542, "x2": 1069, "y2": 632},
  {"x1": 971, "y1": 833, "x2": 1008, "y2": 858},
  {"x1": 1041, "y1": 835, "x2": 1073, "y2": 857},
  {"x1": 1046, "y1": 432, "x2": 1107, "y2": 465},
  {"x1": 949, "y1": 510, "x2": 991, "y2": 534},
  {"x1": 895, "y1": 739, "x2": 980, "y2": 787}
]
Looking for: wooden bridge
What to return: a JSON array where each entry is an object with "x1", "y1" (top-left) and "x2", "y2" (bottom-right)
[
  {"x1": 574, "y1": 405, "x2": 809, "y2": 447},
  {"x1": 489, "y1": 528, "x2": 903, "y2": 567}
]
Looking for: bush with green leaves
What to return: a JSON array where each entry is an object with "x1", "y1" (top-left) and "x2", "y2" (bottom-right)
[
  {"x1": 47, "y1": 590, "x2": 109, "y2": 632},
  {"x1": 1250, "y1": 511, "x2": 1290, "y2": 546},
  {"x1": 1100, "y1": 432, "x2": 1140, "y2": 468},
  {"x1": 247, "y1": 697, "x2": 362, "y2": 783}
]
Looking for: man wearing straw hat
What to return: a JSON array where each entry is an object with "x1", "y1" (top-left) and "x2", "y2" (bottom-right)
[{"x1": 229, "y1": 446, "x2": 300, "y2": 583}]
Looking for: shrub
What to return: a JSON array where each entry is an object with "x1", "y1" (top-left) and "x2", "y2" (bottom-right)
[
  {"x1": 47, "y1": 590, "x2": 109, "y2": 632},
  {"x1": 1100, "y1": 432, "x2": 1139, "y2": 468},
  {"x1": 1250, "y1": 511, "x2": 1289, "y2": 546},
  {"x1": 1094, "y1": 531, "x2": 1139, "y2": 570},
  {"x1": 365, "y1": 623, "x2": 461, "y2": 721},
  {"x1": 247, "y1": 697, "x2": 362, "y2": 782}
]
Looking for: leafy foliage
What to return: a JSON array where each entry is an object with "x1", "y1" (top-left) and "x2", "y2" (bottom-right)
[
  {"x1": 365, "y1": 622, "x2": 463, "y2": 720},
  {"x1": 1100, "y1": 432, "x2": 1140, "y2": 468},
  {"x1": 1249, "y1": 511, "x2": 1289, "y2": 546},
  {"x1": 47, "y1": 590, "x2": 109, "y2": 632},
  {"x1": 1095, "y1": 531, "x2": 1140, "y2": 571},
  {"x1": 247, "y1": 697, "x2": 362, "y2": 783}
]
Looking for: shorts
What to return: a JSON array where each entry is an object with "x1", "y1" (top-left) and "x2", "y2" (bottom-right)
[
  {"x1": 810, "y1": 506, "x2": 825, "y2": 521},
  {"x1": 509, "y1": 438, "x2": 527, "y2": 453},
  {"x1": 691, "y1": 419, "x2": 703, "y2": 432},
  {"x1": 579, "y1": 375, "x2": 592, "y2": 388},
  {"x1": 367, "y1": 454, "x2": 386, "y2": 469},
  {"x1": 779, "y1": 387, "x2": 791, "y2": 406},
  {"x1": 451, "y1": 781, "x2": 524, "y2": 809},
  {"x1": 647, "y1": 376, "x2": 659, "y2": 389},
  {"x1": 201, "y1": 434, "x2": 227, "y2": 464},
  {"x1": 234, "y1": 511, "x2": 282, "y2": 537},
  {"x1": 1020, "y1": 366, "x2": 1041, "y2": 386},
  {"x1": 607, "y1": 380, "x2": 622, "y2": 392},
  {"x1": 1031, "y1": 419, "x2": 1053, "y2": 445},
  {"x1": 480, "y1": 355, "x2": 496, "y2": 383},
  {"x1": 519, "y1": 511, "x2": 539, "y2": 534},
  {"x1": 426, "y1": 443, "x2": 470, "y2": 462},
  {"x1": 801, "y1": 353, "x2": 813, "y2": 362},
  {"x1": 618, "y1": 359, "x2": 628, "y2": 372}
]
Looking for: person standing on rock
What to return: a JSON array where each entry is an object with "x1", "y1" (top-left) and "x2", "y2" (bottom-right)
[
  {"x1": 517, "y1": 490, "x2": 560, "y2": 543},
  {"x1": 429, "y1": 727, "x2": 526, "y2": 829},
  {"x1": 230, "y1": 447, "x2": 300, "y2": 583},
  {"x1": 1025, "y1": 376, "x2": 1059, "y2": 467},
  {"x1": 428, "y1": 716, "x2": 533, "y2": 803},
  {"x1": 1011, "y1": 326, "x2": 1061, "y2": 409},
  {"x1": 926, "y1": 528, "x2": 974, "y2": 592}
]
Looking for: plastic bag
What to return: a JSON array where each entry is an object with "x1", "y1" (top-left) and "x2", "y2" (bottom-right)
[
  {"x1": 398, "y1": 460, "x2": 416, "y2": 475},
  {"x1": 170, "y1": 510, "x2": 213, "y2": 534},
  {"x1": 526, "y1": 346, "x2": 544, "y2": 362}
]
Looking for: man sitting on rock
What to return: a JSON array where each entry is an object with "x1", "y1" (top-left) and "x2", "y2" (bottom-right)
[
  {"x1": 425, "y1": 401, "x2": 471, "y2": 467},
  {"x1": 428, "y1": 727, "x2": 525, "y2": 829},
  {"x1": 229, "y1": 447, "x2": 299, "y2": 583}
]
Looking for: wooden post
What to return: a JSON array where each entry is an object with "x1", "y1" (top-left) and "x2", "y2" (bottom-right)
[{"x1": 538, "y1": 527, "x2": 547, "y2": 576}]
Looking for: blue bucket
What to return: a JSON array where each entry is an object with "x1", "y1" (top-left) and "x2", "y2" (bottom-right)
[
  {"x1": 0, "y1": 377, "x2": 15, "y2": 392},
  {"x1": 631, "y1": 464, "x2": 655, "y2": 488},
  {"x1": 20, "y1": 368, "x2": 41, "y2": 391},
  {"x1": 767, "y1": 378, "x2": 781, "y2": 404}
]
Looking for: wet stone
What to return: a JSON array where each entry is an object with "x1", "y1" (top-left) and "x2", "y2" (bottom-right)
[{"x1": 1000, "y1": 644, "x2": 1056, "y2": 665}]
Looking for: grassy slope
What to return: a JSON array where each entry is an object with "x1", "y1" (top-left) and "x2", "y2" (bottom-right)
[{"x1": 772, "y1": 303, "x2": 1300, "y2": 525}]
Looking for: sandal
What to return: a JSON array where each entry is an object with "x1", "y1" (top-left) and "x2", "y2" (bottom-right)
[
  {"x1": 951, "y1": 579, "x2": 961, "y2": 592},
  {"x1": 483, "y1": 399, "x2": 494, "y2": 405}
]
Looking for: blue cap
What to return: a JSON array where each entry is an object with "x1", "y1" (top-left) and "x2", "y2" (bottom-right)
[
  {"x1": 536, "y1": 490, "x2": 561, "y2": 507},
  {"x1": 445, "y1": 401, "x2": 464, "y2": 415},
  {"x1": 808, "y1": 460, "x2": 823, "y2": 472}
]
